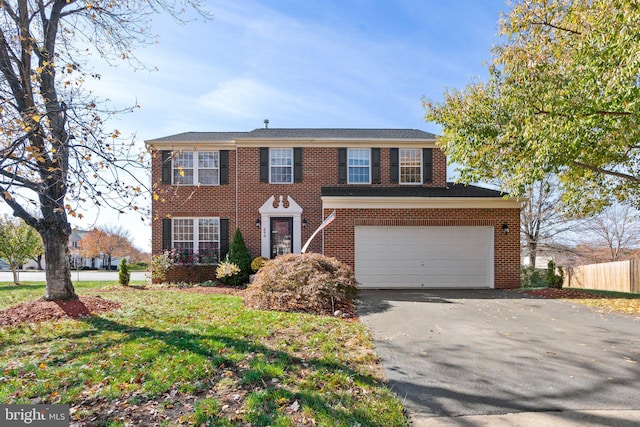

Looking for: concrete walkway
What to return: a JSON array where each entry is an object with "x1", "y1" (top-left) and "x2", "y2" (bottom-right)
[{"x1": 357, "y1": 289, "x2": 640, "y2": 427}]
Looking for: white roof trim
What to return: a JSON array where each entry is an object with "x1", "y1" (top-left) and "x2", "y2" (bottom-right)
[
  {"x1": 235, "y1": 139, "x2": 437, "y2": 148},
  {"x1": 321, "y1": 196, "x2": 524, "y2": 209},
  {"x1": 145, "y1": 141, "x2": 237, "y2": 150},
  {"x1": 146, "y1": 139, "x2": 437, "y2": 150}
]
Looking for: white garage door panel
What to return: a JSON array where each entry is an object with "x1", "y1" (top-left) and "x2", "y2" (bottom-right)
[{"x1": 355, "y1": 226, "x2": 494, "y2": 289}]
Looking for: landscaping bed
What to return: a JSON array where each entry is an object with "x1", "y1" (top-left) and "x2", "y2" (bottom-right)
[
  {"x1": 521, "y1": 288, "x2": 603, "y2": 299},
  {"x1": 521, "y1": 287, "x2": 640, "y2": 315}
]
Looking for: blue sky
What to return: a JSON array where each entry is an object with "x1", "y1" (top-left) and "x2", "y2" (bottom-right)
[{"x1": 79, "y1": 0, "x2": 509, "y2": 251}]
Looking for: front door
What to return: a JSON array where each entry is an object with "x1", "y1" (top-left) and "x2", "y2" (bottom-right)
[{"x1": 271, "y1": 217, "x2": 293, "y2": 258}]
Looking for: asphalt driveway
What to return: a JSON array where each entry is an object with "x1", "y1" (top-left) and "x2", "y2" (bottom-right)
[{"x1": 357, "y1": 289, "x2": 640, "y2": 426}]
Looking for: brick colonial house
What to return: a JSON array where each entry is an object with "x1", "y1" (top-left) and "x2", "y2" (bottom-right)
[{"x1": 147, "y1": 128, "x2": 522, "y2": 288}]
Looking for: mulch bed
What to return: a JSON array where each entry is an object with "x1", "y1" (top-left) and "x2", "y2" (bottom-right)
[
  {"x1": 0, "y1": 296, "x2": 122, "y2": 327},
  {"x1": 521, "y1": 288, "x2": 604, "y2": 299}
]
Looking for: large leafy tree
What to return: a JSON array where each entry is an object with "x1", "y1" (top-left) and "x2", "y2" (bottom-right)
[
  {"x1": 0, "y1": 1, "x2": 208, "y2": 300},
  {"x1": 0, "y1": 215, "x2": 43, "y2": 284},
  {"x1": 424, "y1": 0, "x2": 640, "y2": 214}
]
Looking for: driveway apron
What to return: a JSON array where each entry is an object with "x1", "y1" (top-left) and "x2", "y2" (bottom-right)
[{"x1": 357, "y1": 290, "x2": 640, "y2": 423}]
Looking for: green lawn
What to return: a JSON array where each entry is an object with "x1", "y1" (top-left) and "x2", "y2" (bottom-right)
[{"x1": 0, "y1": 282, "x2": 408, "y2": 426}]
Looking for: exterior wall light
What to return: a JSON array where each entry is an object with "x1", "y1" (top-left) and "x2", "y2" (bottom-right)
[
  {"x1": 303, "y1": 218, "x2": 307, "y2": 228},
  {"x1": 256, "y1": 218, "x2": 261, "y2": 228},
  {"x1": 502, "y1": 223, "x2": 510, "y2": 235}
]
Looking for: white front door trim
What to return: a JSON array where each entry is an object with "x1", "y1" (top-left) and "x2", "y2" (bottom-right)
[{"x1": 258, "y1": 195, "x2": 303, "y2": 258}]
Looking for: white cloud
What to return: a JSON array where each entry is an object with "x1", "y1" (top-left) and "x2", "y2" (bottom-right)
[{"x1": 196, "y1": 77, "x2": 299, "y2": 119}]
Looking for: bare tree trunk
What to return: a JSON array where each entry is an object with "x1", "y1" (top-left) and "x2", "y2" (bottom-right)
[
  {"x1": 35, "y1": 254, "x2": 43, "y2": 270},
  {"x1": 41, "y1": 224, "x2": 76, "y2": 300},
  {"x1": 527, "y1": 240, "x2": 538, "y2": 268},
  {"x1": 11, "y1": 266, "x2": 19, "y2": 285}
]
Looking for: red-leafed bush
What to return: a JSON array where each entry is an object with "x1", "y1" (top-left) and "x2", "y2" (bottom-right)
[{"x1": 244, "y1": 253, "x2": 357, "y2": 315}]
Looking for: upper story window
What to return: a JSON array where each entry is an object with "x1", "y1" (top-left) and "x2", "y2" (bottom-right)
[
  {"x1": 172, "y1": 152, "x2": 219, "y2": 185},
  {"x1": 172, "y1": 217, "x2": 220, "y2": 264},
  {"x1": 399, "y1": 148, "x2": 422, "y2": 184},
  {"x1": 270, "y1": 148, "x2": 293, "y2": 184},
  {"x1": 348, "y1": 148, "x2": 371, "y2": 184}
]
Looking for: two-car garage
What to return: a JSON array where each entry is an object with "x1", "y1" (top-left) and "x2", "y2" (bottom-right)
[{"x1": 354, "y1": 226, "x2": 495, "y2": 289}]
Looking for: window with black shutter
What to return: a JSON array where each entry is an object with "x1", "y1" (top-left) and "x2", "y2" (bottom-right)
[
  {"x1": 371, "y1": 148, "x2": 381, "y2": 184},
  {"x1": 389, "y1": 148, "x2": 399, "y2": 184},
  {"x1": 161, "y1": 151, "x2": 172, "y2": 184},
  {"x1": 220, "y1": 150, "x2": 229, "y2": 185},
  {"x1": 338, "y1": 148, "x2": 347, "y2": 183},
  {"x1": 259, "y1": 148, "x2": 269, "y2": 183},
  {"x1": 423, "y1": 148, "x2": 433, "y2": 183},
  {"x1": 294, "y1": 147, "x2": 303, "y2": 183}
]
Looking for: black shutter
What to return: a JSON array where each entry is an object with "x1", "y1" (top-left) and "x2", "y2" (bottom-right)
[
  {"x1": 162, "y1": 218, "x2": 172, "y2": 250},
  {"x1": 259, "y1": 148, "x2": 269, "y2": 183},
  {"x1": 338, "y1": 148, "x2": 347, "y2": 183},
  {"x1": 219, "y1": 219, "x2": 229, "y2": 259},
  {"x1": 219, "y1": 150, "x2": 229, "y2": 185},
  {"x1": 161, "y1": 150, "x2": 172, "y2": 184},
  {"x1": 294, "y1": 147, "x2": 302, "y2": 183},
  {"x1": 371, "y1": 148, "x2": 381, "y2": 184},
  {"x1": 389, "y1": 148, "x2": 399, "y2": 184},
  {"x1": 423, "y1": 148, "x2": 433, "y2": 183}
]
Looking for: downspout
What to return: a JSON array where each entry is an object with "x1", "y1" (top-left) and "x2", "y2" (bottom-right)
[
  {"x1": 321, "y1": 200, "x2": 325, "y2": 255},
  {"x1": 235, "y1": 143, "x2": 239, "y2": 230}
]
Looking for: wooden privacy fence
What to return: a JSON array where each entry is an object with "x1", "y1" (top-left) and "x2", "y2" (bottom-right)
[{"x1": 564, "y1": 258, "x2": 640, "y2": 293}]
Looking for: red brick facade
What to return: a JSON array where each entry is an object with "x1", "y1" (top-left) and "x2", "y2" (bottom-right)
[
  {"x1": 323, "y1": 208, "x2": 521, "y2": 289},
  {"x1": 148, "y1": 129, "x2": 522, "y2": 288}
]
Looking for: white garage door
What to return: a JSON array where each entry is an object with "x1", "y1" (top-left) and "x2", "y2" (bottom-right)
[{"x1": 355, "y1": 226, "x2": 494, "y2": 289}]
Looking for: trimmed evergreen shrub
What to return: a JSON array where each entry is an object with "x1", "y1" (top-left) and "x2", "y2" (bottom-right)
[
  {"x1": 118, "y1": 258, "x2": 130, "y2": 286},
  {"x1": 244, "y1": 253, "x2": 357, "y2": 315},
  {"x1": 227, "y1": 228, "x2": 252, "y2": 284}
]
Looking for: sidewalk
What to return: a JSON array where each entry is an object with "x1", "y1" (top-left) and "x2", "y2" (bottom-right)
[{"x1": 0, "y1": 270, "x2": 148, "y2": 282}]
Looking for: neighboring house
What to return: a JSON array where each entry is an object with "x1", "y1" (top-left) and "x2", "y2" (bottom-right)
[
  {"x1": 521, "y1": 255, "x2": 554, "y2": 270},
  {"x1": 69, "y1": 229, "x2": 126, "y2": 270},
  {"x1": 7, "y1": 228, "x2": 123, "y2": 271},
  {"x1": 147, "y1": 128, "x2": 522, "y2": 289}
]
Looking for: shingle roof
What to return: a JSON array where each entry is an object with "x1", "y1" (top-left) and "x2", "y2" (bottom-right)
[
  {"x1": 244, "y1": 128, "x2": 437, "y2": 140},
  {"x1": 146, "y1": 132, "x2": 248, "y2": 143},
  {"x1": 321, "y1": 183, "x2": 507, "y2": 198},
  {"x1": 147, "y1": 128, "x2": 437, "y2": 142}
]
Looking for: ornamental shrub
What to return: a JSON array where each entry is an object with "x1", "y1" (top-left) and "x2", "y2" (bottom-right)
[
  {"x1": 216, "y1": 258, "x2": 241, "y2": 285},
  {"x1": 244, "y1": 253, "x2": 357, "y2": 315},
  {"x1": 150, "y1": 251, "x2": 173, "y2": 283},
  {"x1": 118, "y1": 258, "x2": 130, "y2": 286},
  {"x1": 520, "y1": 266, "x2": 546, "y2": 288},
  {"x1": 227, "y1": 228, "x2": 252, "y2": 284},
  {"x1": 546, "y1": 260, "x2": 564, "y2": 289},
  {"x1": 250, "y1": 256, "x2": 268, "y2": 273}
]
